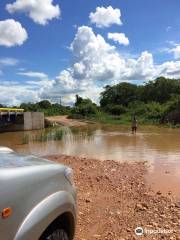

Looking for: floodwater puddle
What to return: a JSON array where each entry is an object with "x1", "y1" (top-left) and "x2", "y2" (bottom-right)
[{"x1": 0, "y1": 124, "x2": 180, "y2": 196}]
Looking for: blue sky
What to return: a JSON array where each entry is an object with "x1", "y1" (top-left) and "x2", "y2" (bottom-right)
[{"x1": 0, "y1": 0, "x2": 180, "y2": 105}]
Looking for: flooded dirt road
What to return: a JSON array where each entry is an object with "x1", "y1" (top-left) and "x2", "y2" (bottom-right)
[{"x1": 0, "y1": 124, "x2": 180, "y2": 196}]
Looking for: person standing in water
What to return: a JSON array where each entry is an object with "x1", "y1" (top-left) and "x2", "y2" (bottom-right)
[{"x1": 132, "y1": 116, "x2": 138, "y2": 134}]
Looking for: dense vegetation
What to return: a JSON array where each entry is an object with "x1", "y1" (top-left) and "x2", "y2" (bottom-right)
[
  {"x1": 1, "y1": 77, "x2": 180, "y2": 126},
  {"x1": 0, "y1": 100, "x2": 70, "y2": 116},
  {"x1": 69, "y1": 95, "x2": 98, "y2": 118},
  {"x1": 20, "y1": 100, "x2": 71, "y2": 116},
  {"x1": 70, "y1": 77, "x2": 180, "y2": 126}
]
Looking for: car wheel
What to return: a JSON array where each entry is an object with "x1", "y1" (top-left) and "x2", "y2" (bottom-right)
[{"x1": 45, "y1": 228, "x2": 69, "y2": 240}]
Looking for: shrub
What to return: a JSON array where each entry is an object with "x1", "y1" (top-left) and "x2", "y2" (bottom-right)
[
  {"x1": 71, "y1": 101, "x2": 98, "y2": 118},
  {"x1": 104, "y1": 104, "x2": 127, "y2": 115},
  {"x1": 145, "y1": 102, "x2": 164, "y2": 120},
  {"x1": 161, "y1": 96, "x2": 180, "y2": 124}
]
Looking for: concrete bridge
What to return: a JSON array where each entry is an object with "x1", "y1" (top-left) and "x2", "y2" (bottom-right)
[{"x1": 0, "y1": 108, "x2": 45, "y2": 132}]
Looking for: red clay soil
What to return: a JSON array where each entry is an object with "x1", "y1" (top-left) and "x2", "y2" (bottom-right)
[{"x1": 47, "y1": 155, "x2": 180, "y2": 240}]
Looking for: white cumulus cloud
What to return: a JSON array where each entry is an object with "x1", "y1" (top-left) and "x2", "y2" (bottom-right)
[
  {"x1": 89, "y1": 6, "x2": 122, "y2": 28},
  {"x1": 3, "y1": 26, "x2": 180, "y2": 106},
  {"x1": 46, "y1": 26, "x2": 180, "y2": 103},
  {"x1": 45, "y1": 26, "x2": 180, "y2": 105},
  {"x1": 43, "y1": 26, "x2": 157, "y2": 104},
  {"x1": 172, "y1": 45, "x2": 180, "y2": 59},
  {"x1": 69, "y1": 26, "x2": 156, "y2": 82},
  {"x1": 6, "y1": 0, "x2": 60, "y2": 25},
  {"x1": 157, "y1": 61, "x2": 180, "y2": 79},
  {"x1": 0, "y1": 84, "x2": 40, "y2": 106},
  {"x1": 108, "y1": 32, "x2": 129, "y2": 46},
  {"x1": 0, "y1": 19, "x2": 28, "y2": 47}
]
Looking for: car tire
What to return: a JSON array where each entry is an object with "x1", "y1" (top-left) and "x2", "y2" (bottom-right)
[{"x1": 43, "y1": 228, "x2": 69, "y2": 240}]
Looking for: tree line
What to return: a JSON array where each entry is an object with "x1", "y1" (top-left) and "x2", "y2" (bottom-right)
[
  {"x1": 0, "y1": 100, "x2": 70, "y2": 116},
  {"x1": 1, "y1": 77, "x2": 180, "y2": 125},
  {"x1": 70, "y1": 77, "x2": 180, "y2": 125}
]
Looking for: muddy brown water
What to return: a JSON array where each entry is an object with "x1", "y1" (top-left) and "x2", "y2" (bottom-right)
[{"x1": 0, "y1": 124, "x2": 180, "y2": 197}]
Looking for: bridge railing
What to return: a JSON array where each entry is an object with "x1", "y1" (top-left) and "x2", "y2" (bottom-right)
[
  {"x1": 0, "y1": 108, "x2": 24, "y2": 125},
  {"x1": 0, "y1": 108, "x2": 24, "y2": 113}
]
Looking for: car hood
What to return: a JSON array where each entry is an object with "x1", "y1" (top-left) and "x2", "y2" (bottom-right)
[{"x1": 0, "y1": 147, "x2": 56, "y2": 168}]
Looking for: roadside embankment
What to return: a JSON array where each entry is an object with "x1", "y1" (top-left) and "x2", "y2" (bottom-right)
[{"x1": 47, "y1": 155, "x2": 180, "y2": 240}]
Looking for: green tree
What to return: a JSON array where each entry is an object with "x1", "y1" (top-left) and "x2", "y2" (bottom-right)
[
  {"x1": 100, "y1": 82, "x2": 139, "y2": 107},
  {"x1": 141, "y1": 77, "x2": 180, "y2": 103},
  {"x1": 38, "y1": 100, "x2": 52, "y2": 109},
  {"x1": 71, "y1": 96, "x2": 98, "y2": 117},
  {"x1": 162, "y1": 96, "x2": 180, "y2": 124},
  {"x1": 75, "y1": 95, "x2": 83, "y2": 106},
  {"x1": 20, "y1": 102, "x2": 39, "y2": 111},
  {"x1": 104, "y1": 104, "x2": 126, "y2": 115}
]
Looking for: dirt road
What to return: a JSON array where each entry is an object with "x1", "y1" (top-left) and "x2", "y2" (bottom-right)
[
  {"x1": 47, "y1": 155, "x2": 180, "y2": 240},
  {"x1": 45, "y1": 115, "x2": 87, "y2": 127}
]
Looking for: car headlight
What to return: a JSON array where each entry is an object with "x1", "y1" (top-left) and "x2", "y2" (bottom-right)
[{"x1": 65, "y1": 167, "x2": 74, "y2": 185}]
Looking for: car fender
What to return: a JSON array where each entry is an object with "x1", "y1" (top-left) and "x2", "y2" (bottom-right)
[{"x1": 14, "y1": 191, "x2": 76, "y2": 240}]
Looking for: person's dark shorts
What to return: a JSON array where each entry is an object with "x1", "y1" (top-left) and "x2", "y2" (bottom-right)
[{"x1": 132, "y1": 126, "x2": 137, "y2": 131}]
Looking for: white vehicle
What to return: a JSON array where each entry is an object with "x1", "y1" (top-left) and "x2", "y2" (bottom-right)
[{"x1": 0, "y1": 147, "x2": 77, "y2": 240}]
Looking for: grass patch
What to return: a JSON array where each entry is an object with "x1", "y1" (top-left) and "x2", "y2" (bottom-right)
[
  {"x1": 54, "y1": 129, "x2": 64, "y2": 140},
  {"x1": 21, "y1": 128, "x2": 65, "y2": 144},
  {"x1": 21, "y1": 134, "x2": 30, "y2": 144},
  {"x1": 34, "y1": 128, "x2": 65, "y2": 142},
  {"x1": 34, "y1": 132, "x2": 49, "y2": 142},
  {"x1": 78, "y1": 111, "x2": 132, "y2": 125}
]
